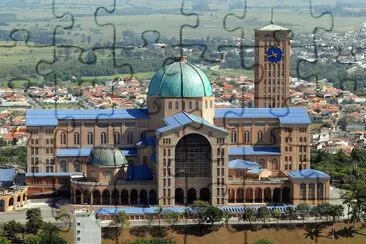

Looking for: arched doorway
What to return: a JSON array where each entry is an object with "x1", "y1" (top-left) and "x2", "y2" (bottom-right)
[
  {"x1": 121, "y1": 189, "x2": 128, "y2": 204},
  {"x1": 228, "y1": 189, "x2": 235, "y2": 203},
  {"x1": 175, "y1": 188, "x2": 184, "y2": 205},
  {"x1": 130, "y1": 190, "x2": 138, "y2": 204},
  {"x1": 255, "y1": 188, "x2": 262, "y2": 202},
  {"x1": 236, "y1": 188, "x2": 244, "y2": 203},
  {"x1": 0, "y1": 200, "x2": 4, "y2": 212},
  {"x1": 93, "y1": 190, "x2": 101, "y2": 205},
  {"x1": 273, "y1": 188, "x2": 281, "y2": 203},
  {"x1": 75, "y1": 190, "x2": 81, "y2": 204},
  {"x1": 140, "y1": 190, "x2": 147, "y2": 205},
  {"x1": 111, "y1": 189, "x2": 119, "y2": 205},
  {"x1": 264, "y1": 188, "x2": 271, "y2": 202},
  {"x1": 187, "y1": 188, "x2": 197, "y2": 204},
  {"x1": 17, "y1": 195, "x2": 21, "y2": 203},
  {"x1": 102, "y1": 190, "x2": 110, "y2": 205},
  {"x1": 175, "y1": 134, "x2": 211, "y2": 177},
  {"x1": 149, "y1": 190, "x2": 157, "y2": 205},
  {"x1": 282, "y1": 187, "x2": 291, "y2": 203},
  {"x1": 200, "y1": 188, "x2": 210, "y2": 202},
  {"x1": 9, "y1": 197, "x2": 14, "y2": 207},
  {"x1": 83, "y1": 190, "x2": 90, "y2": 204},
  {"x1": 245, "y1": 188, "x2": 253, "y2": 203}
]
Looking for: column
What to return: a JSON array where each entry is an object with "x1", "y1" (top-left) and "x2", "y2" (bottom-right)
[
  {"x1": 233, "y1": 189, "x2": 236, "y2": 203},
  {"x1": 80, "y1": 193, "x2": 84, "y2": 205}
]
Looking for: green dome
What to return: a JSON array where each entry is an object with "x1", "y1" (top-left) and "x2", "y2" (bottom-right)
[
  {"x1": 87, "y1": 144, "x2": 128, "y2": 167},
  {"x1": 148, "y1": 59, "x2": 213, "y2": 97}
]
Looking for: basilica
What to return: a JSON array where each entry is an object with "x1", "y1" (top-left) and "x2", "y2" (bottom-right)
[{"x1": 25, "y1": 23, "x2": 330, "y2": 207}]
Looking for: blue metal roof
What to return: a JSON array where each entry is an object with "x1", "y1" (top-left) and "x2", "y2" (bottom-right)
[
  {"x1": 228, "y1": 159, "x2": 259, "y2": 169},
  {"x1": 157, "y1": 112, "x2": 227, "y2": 135},
  {"x1": 25, "y1": 172, "x2": 81, "y2": 177},
  {"x1": 0, "y1": 168, "x2": 16, "y2": 182},
  {"x1": 122, "y1": 148, "x2": 137, "y2": 157},
  {"x1": 288, "y1": 169, "x2": 331, "y2": 180},
  {"x1": 127, "y1": 165, "x2": 153, "y2": 181},
  {"x1": 215, "y1": 107, "x2": 311, "y2": 125},
  {"x1": 96, "y1": 205, "x2": 297, "y2": 215},
  {"x1": 26, "y1": 109, "x2": 149, "y2": 126},
  {"x1": 229, "y1": 146, "x2": 281, "y2": 156},
  {"x1": 56, "y1": 148, "x2": 92, "y2": 157},
  {"x1": 56, "y1": 148, "x2": 137, "y2": 157},
  {"x1": 136, "y1": 136, "x2": 156, "y2": 147}
]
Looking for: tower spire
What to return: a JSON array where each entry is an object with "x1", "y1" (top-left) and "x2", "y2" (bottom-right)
[{"x1": 271, "y1": 8, "x2": 274, "y2": 24}]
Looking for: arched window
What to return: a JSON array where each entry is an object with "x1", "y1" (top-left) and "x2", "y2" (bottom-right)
[
  {"x1": 182, "y1": 101, "x2": 185, "y2": 110},
  {"x1": 289, "y1": 156, "x2": 292, "y2": 162},
  {"x1": 272, "y1": 159, "x2": 279, "y2": 170},
  {"x1": 309, "y1": 183, "x2": 315, "y2": 200},
  {"x1": 300, "y1": 183, "x2": 307, "y2": 201},
  {"x1": 168, "y1": 102, "x2": 172, "y2": 109},
  {"x1": 189, "y1": 101, "x2": 192, "y2": 109},
  {"x1": 175, "y1": 101, "x2": 179, "y2": 109},
  {"x1": 317, "y1": 183, "x2": 324, "y2": 200},
  {"x1": 257, "y1": 131, "x2": 263, "y2": 143},
  {"x1": 100, "y1": 132, "x2": 107, "y2": 144},
  {"x1": 196, "y1": 101, "x2": 199, "y2": 109},
  {"x1": 142, "y1": 156, "x2": 148, "y2": 165},
  {"x1": 244, "y1": 131, "x2": 250, "y2": 143},
  {"x1": 60, "y1": 133, "x2": 66, "y2": 145},
  {"x1": 205, "y1": 100, "x2": 208, "y2": 108},
  {"x1": 46, "y1": 139, "x2": 49, "y2": 144},
  {"x1": 73, "y1": 132, "x2": 80, "y2": 145},
  {"x1": 210, "y1": 100, "x2": 213, "y2": 108},
  {"x1": 114, "y1": 132, "x2": 120, "y2": 145},
  {"x1": 285, "y1": 156, "x2": 288, "y2": 161},
  {"x1": 270, "y1": 129, "x2": 276, "y2": 144},
  {"x1": 74, "y1": 161, "x2": 81, "y2": 172},
  {"x1": 87, "y1": 132, "x2": 94, "y2": 145},
  {"x1": 230, "y1": 130, "x2": 237, "y2": 143},
  {"x1": 127, "y1": 131, "x2": 133, "y2": 144}
]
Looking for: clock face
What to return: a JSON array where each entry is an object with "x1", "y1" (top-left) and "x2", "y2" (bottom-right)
[{"x1": 266, "y1": 47, "x2": 283, "y2": 63}]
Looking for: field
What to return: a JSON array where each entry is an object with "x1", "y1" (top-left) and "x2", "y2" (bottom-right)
[{"x1": 103, "y1": 223, "x2": 366, "y2": 244}]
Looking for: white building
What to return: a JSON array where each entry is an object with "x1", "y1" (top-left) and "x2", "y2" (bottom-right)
[{"x1": 73, "y1": 210, "x2": 101, "y2": 244}]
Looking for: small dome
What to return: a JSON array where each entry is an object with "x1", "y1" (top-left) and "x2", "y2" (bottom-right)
[
  {"x1": 148, "y1": 57, "x2": 213, "y2": 98},
  {"x1": 87, "y1": 144, "x2": 128, "y2": 167}
]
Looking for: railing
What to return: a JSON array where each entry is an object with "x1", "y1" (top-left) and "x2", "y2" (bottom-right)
[
  {"x1": 71, "y1": 180, "x2": 154, "y2": 186},
  {"x1": 228, "y1": 177, "x2": 289, "y2": 184}
]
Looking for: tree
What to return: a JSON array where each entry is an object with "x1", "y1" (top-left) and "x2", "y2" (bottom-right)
[
  {"x1": 2, "y1": 220, "x2": 23, "y2": 242},
  {"x1": 54, "y1": 207, "x2": 72, "y2": 230},
  {"x1": 39, "y1": 222, "x2": 66, "y2": 244},
  {"x1": 327, "y1": 204, "x2": 344, "y2": 239},
  {"x1": 110, "y1": 211, "x2": 129, "y2": 234},
  {"x1": 23, "y1": 235, "x2": 41, "y2": 244},
  {"x1": 190, "y1": 201, "x2": 223, "y2": 226},
  {"x1": 26, "y1": 208, "x2": 43, "y2": 234},
  {"x1": 162, "y1": 210, "x2": 180, "y2": 227},
  {"x1": 241, "y1": 208, "x2": 256, "y2": 223},
  {"x1": 257, "y1": 207, "x2": 271, "y2": 224},
  {"x1": 296, "y1": 203, "x2": 310, "y2": 222},
  {"x1": 0, "y1": 236, "x2": 11, "y2": 244},
  {"x1": 271, "y1": 209, "x2": 282, "y2": 223}
]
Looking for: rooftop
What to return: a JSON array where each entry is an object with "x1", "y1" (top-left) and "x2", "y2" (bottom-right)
[
  {"x1": 287, "y1": 169, "x2": 331, "y2": 180},
  {"x1": 228, "y1": 146, "x2": 281, "y2": 156}
]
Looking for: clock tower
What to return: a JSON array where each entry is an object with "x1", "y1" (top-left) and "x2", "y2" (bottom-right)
[{"x1": 254, "y1": 21, "x2": 292, "y2": 108}]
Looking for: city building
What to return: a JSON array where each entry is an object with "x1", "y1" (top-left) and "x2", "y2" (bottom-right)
[{"x1": 25, "y1": 23, "x2": 330, "y2": 207}]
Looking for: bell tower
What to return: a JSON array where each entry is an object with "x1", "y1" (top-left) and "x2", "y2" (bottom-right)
[{"x1": 254, "y1": 14, "x2": 292, "y2": 108}]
